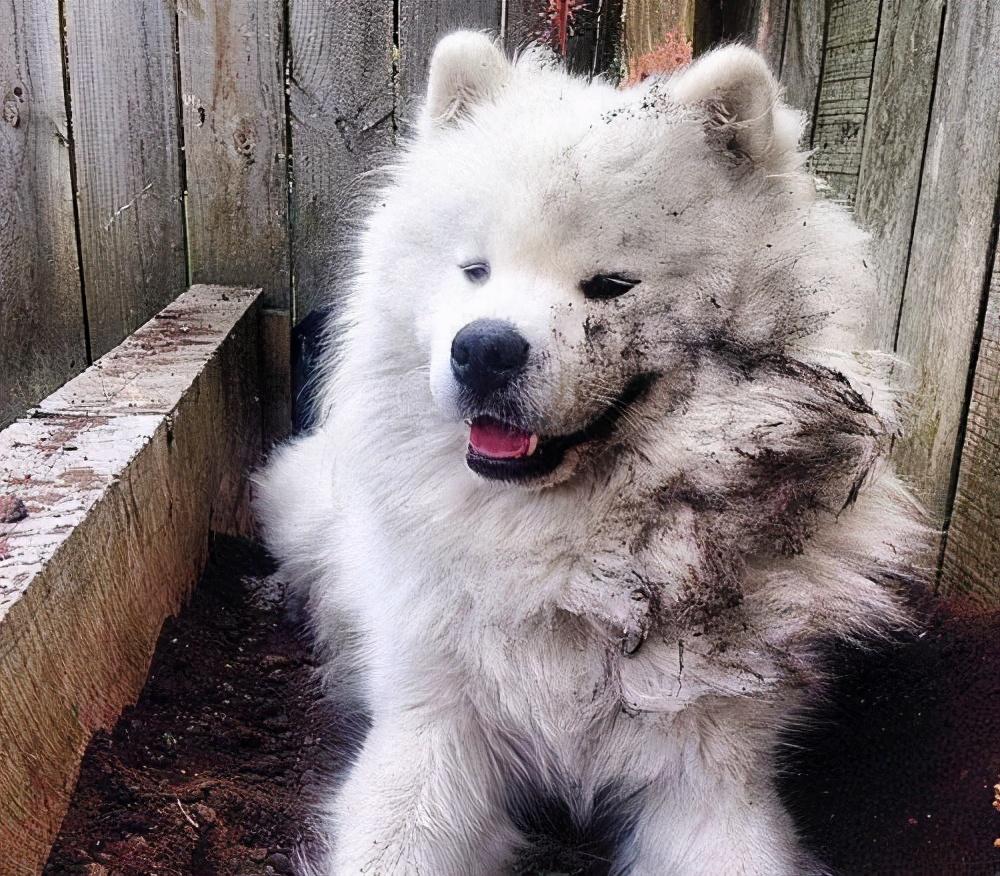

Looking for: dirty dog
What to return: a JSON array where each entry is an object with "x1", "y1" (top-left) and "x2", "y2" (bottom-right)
[{"x1": 256, "y1": 34, "x2": 929, "y2": 875}]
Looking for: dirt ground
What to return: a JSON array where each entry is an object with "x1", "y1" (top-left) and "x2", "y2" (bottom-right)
[
  {"x1": 45, "y1": 536, "x2": 1000, "y2": 875},
  {"x1": 45, "y1": 538, "x2": 332, "y2": 876}
]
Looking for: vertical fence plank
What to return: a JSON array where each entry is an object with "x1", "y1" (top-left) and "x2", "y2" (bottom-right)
[
  {"x1": 854, "y1": 0, "x2": 945, "y2": 350},
  {"x1": 0, "y1": 0, "x2": 87, "y2": 428},
  {"x1": 176, "y1": 0, "x2": 291, "y2": 440},
  {"x1": 621, "y1": 0, "x2": 695, "y2": 84},
  {"x1": 808, "y1": 0, "x2": 881, "y2": 202},
  {"x1": 781, "y1": 0, "x2": 824, "y2": 122},
  {"x1": 177, "y1": 0, "x2": 289, "y2": 309},
  {"x1": 397, "y1": 1, "x2": 503, "y2": 134},
  {"x1": 752, "y1": 0, "x2": 789, "y2": 71},
  {"x1": 893, "y1": 1, "x2": 1000, "y2": 525},
  {"x1": 504, "y1": 0, "x2": 546, "y2": 51},
  {"x1": 64, "y1": 0, "x2": 187, "y2": 358},
  {"x1": 288, "y1": 0, "x2": 394, "y2": 323},
  {"x1": 940, "y1": 253, "x2": 1000, "y2": 604}
]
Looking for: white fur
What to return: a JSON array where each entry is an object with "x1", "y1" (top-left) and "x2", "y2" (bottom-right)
[{"x1": 255, "y1": 35, "x2": 930, "y2": 875}]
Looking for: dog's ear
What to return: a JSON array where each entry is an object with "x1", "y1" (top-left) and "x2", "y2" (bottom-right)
[
  {"x1": 425, "y1": 31, "x2": 509, "y2": 128},
  {"x1": 669, "y1": 45, "x2": 805, "y2": 171}
]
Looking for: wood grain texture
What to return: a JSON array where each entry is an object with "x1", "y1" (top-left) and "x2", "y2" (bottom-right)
[
  {"x1": 288, "y1": 0, "x2": 394, "y2": 322},
  {"x1": 855, "y1": 0, "x2": 945, "y2": 350},
  {"x1": 64, "y1": 0, "x2": 187, "y2": 358},
  {"x1": 941, "y1": 253, "x2": 1000, "y2": 603},
  {"x1": 176, "y1": 0, "x2": 291, "y2": 439},
  {"x1": 781, "y1": 0, "x2": 824, "y2": 124},
  {"x1": 893, "y1": 0, "x2": 1000, "y2": 524},
  {"x1": 0, "y1": 0, "x2": 87, "y2": 429},
  {"x1": 177, "y1": 0, "x2": 290, "y2": 310},
  {"x1": 504, "y1": 0, "x2": 548, "y2": 51},
  {"x1": 622, "y1": 0, "x2": 696, "y2": 84},
  {"x1": 0, "y1": 286, "x2": 262, "y2": 874},
  {"x1": 753, "y1": 0, "x2": 789, "y2": 71},
  {"x1": 397, "y1": 0, "x2": 503, "y2": 134},
  {"x1": 808, "y1": 0, "x2": 880, "y2": 202}
]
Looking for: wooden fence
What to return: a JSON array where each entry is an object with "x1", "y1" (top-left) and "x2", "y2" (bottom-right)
[{"x1": 1, "y1": 0, "x2": 997, "y2": 601}]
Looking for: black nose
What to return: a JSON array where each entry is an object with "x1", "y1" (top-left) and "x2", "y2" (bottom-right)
[{"x1": 451, "y1": 319, "x2": 530, "y2": 396}]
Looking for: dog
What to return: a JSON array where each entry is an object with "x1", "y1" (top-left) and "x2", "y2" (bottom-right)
[{"x1": 255, "y1": 33, "x2": 930, "y2": 874}]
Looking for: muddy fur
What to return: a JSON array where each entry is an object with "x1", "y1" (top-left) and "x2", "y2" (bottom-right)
[{"x1": 255, "y1": 35, "x2": 930, "y2": 875}]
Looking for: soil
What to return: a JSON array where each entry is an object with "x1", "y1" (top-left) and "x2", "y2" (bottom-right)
[
  {"x1": 44, "y1": 538, "x2": 333, "y2": 876},
  {"x1": 44, "y1": 537, "x2": 1000, "y2": 875}
]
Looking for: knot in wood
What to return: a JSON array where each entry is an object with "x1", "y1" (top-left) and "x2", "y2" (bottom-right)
[{"x1": 3, "y1": 96, "x2": 20, "y2": 128}]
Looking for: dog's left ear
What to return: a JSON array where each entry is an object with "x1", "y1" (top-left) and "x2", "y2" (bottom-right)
[
  {"x1": 424, "y1": 31, "x2": 510, "y2": 128},
  {"x1": 669, "y1": 45, "x2": 804, "y2": 171}
]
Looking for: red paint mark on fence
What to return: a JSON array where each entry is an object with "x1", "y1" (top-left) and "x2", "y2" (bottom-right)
[
  {"x1": 545, "y1": 0, "x2": 586, "y2": 56},
  {"x1": 624, "y1": 28, "x2": 693, "y2": 86}
]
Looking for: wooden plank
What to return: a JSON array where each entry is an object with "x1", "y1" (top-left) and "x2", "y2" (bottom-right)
[
  {"x1": 177, "y1": 0, "x2": 290, "y2": 310},
  {"x1": 504, "y1": 0, "x2": 547, "y2": 52},
  {"x1": 397, "y1": 0, "x2": 503, "y2": 134},
  {"x1": 621, "y1": 0, "x2": 695, "y2": 85},
  {"x1": 854, "y1": 0, "x2": 945, "y2": 350},
  {"x1": 893, "y1": 0, "x2": 1000, "y2": 525},
  {"x1": 288, "y1": 0, "x2": 394, "y2": 322},
  {"x1": 64, "y1": 0, "x2": 187, "y2": 358},
  {"x1": 0, "y1": 285, "x2": 262, "y2": 874},
  {"x1": 176, "y1": 0, "x2": 291, "y2": 439},
  {"x1": 0, "y1": 0, "x2": 87, "y2": 428},
  {"x1": 808, "y1": 0, "x2": 881, "y2": 202},
  {"x1": 781, "y1": 0, "x2": 825, "y2": 125},
  {"x1": 712, "y1": 0, "x2": 788, "y2": 69},
  {"x1": 505, "y1": 0, "x2": 620, "y2": 77},
  {"x1": 941, "y1": 254, "x2": 1000, "y2": 604}
]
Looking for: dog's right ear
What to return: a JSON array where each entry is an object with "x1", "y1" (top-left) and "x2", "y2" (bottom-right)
[{"x1": 424, "y1": 31, "x2": 509, "y2": 128}]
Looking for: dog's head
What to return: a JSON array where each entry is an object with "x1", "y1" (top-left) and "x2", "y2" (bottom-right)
[{"x1": 360, "y1": 33, "x2": 841, "y2": 489}]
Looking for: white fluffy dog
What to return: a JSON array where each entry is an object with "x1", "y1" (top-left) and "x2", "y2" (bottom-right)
[{"x1": 256, "y1": 33, "x2": 929, "y2": 875}]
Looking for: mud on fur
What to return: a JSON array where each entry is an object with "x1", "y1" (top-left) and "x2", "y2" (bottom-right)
[{"x1": 255, "y1": 33, "x2": 930, "y2": 875}]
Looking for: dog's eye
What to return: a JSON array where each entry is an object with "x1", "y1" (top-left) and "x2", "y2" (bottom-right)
[
  {"x1": 461, "y1": 262, "x2": 490, "y2": 284},
  {"x1": 581, "y1": 274, "x2": 640, "y2": 300}
]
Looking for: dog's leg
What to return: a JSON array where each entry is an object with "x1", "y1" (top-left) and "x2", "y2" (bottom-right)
[
  {"x1": 618, "y1": 765, "x2": 819, "y2": 876},
  {"x1": 319, "y1": 707, "x2": 518, "y2": 875}
]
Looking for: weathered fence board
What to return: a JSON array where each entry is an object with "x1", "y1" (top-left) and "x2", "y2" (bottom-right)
[
  {"x1": 397, "y1": 0, "x2": 503, "y2": 133},
  {"x1": 177, "y1": 0, "x2": 290, "y2": 310},
  {"x1": 64, "y1": 0, "x2": 187, "y2": 358},
  {"x1": 855, "y1": 0, "x2": 945, "y2": 350},
  {"x1": 504, "y1": 0, "x2": 547, "y2": 52},
  {"x1": 941, "y1": 253, "x2": 1000, "y2": 604},
  {"x1": 621, "y1": 0, "x2": 695, "y2": 84},
  {"x1": 808, "y1": 0, "x2": 881, "y2": 202},
  {"x1": 751, "y1": 0, "x2": 789, "y2": 71},
  {"x1": 176, "y1": 0, "x2": 292, "y2": 439},
  {"x1": 288, "y1": 0, "x2": 395, "y2": 322},
  {"x1": 0, "y1": 0, "x2": 87, "y2": 429},
  {"x1": 893, "y1": 0, "x2": 1000, "y2": 525},
  {"x1": 781, "y1": 0, "x2": 825, "y2": 128}
]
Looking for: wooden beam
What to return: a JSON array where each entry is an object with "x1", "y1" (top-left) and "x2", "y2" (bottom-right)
[
  {"x1": 64, "y1": 0, "x2": 188, "y2": 358},
  {"x1": 0, "y1": 285, "x2": 262, "y2": 872},
  {"x1": 893, "y1": 1, "x2": 1000, "y2": 525},
  {"x1": 0, "y1": 0, "x2": 87, "y2": 428}
]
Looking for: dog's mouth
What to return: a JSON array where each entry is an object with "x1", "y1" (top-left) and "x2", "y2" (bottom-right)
[{"x1": 465, "y1": 374, "x2": 655, "y2": 483}]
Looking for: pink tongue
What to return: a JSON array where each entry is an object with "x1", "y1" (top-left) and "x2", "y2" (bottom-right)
[{"x1": 469, "y1": 417, "x2": 533, "y2": 459}]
